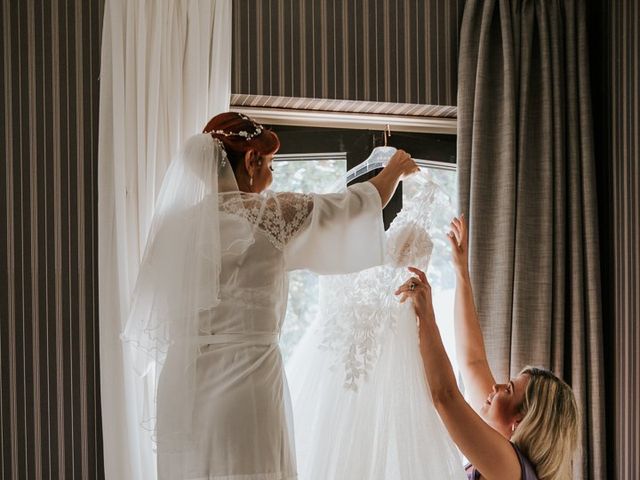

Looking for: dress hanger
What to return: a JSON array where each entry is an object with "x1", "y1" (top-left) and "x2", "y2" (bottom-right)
[{"x1": 340, "y1": 124, "x2": 397, "y2": 186}]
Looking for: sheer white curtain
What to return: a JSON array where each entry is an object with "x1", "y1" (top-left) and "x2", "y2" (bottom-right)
[{"x1": 97, "y1": 1, "x2": 231, "y2": 478}]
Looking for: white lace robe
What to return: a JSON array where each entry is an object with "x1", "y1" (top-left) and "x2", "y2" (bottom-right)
[{"x1": 157, "y1": 182, "x2": 384, "y2": 480}]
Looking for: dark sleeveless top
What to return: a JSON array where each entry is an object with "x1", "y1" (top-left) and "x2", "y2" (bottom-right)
[{"x1": 465, "y1": 443, "x2": 538, "y2": 480}]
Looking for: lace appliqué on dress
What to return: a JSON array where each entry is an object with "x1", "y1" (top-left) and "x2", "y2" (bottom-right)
[
  {"x1": 317, "y1": 172, "x2": 447, "y2": 392},
  {"x1": 386, "y1": 221, "x2": 434, "y2": 268},
  {"x1": 220, "y1": 192, "x2": 313, "y2": 250},
  {"x1": 318, "y1": 267, "x2": 400, "y2": 391}
]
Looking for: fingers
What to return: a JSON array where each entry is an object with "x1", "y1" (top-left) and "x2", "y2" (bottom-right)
[
  {"x1": 394, "y1": 274, "x2": 433, "y2": 299},
  {"x1": 392, "y1": 149, "x2": 410, "y2": 162},
  {"x1": 447, "y1": 231, "x2": 460, "y2": 250},
  {"x1": 449, "y1": 214, "x2": 468, "y2": 246},
  {"x1": 407, "y1": 267, "x2": 428, "y2": 285},
  {"x1": 394, "y1": 276, "x2": 423, "y2": 295},
  {"x1": 391, "y1": 149, "x2": 419, "y2": 176},
  {"x1": 452, "y1": 215, "x2": 467, "y2": 236},
  {"x1": 449, "y1": 223, "x2": 462, "y2": 245},
  {"x1": 404, "y1": 159, "x2": 420, "y2": 177}
]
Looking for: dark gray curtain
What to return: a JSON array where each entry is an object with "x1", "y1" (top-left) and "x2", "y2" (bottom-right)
[{"x1": 457, "y1": 1, "x2": 605, "y2": 478}]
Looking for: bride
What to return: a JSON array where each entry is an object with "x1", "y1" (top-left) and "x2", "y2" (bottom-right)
[
  {"x1": 286, "y1": 170, "x2": 466, "y2": 479},
  {"x1": 122, "y1": 112, "x2": 418, "y2": 480}
]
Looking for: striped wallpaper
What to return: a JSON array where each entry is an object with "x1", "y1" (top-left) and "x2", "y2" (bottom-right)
[
  {"x1": 232, "y1": 0, "x2": 464, "y2": 107},
  {"x1": 609, "y1": 1, "x2": 640, "y2": 478},
  {"x1": 591, "y1": 0, "x2": 640, "y2": 478},
  {"x1": 0, "y1": 1, "x2": 105, "y2": 479},
  {"x1": 3, "y1": 2, "x2": 636, "y2": 480}
]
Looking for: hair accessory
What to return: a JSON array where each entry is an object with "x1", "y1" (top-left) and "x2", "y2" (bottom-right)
[
  {"x1": 210, "y1": 112, "x2": 265, "y2": 141},
  {"x1": 212, "y1": 138, "x2": 228, "y2": 169}
]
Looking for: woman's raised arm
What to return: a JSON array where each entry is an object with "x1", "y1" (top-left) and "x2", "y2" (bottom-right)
[
  {"x1": 448, "y1": 215, "x2": 496, "y2": 413},
  {"x1": 397, "y1": 267, "x2": 522, "y2": 480}
]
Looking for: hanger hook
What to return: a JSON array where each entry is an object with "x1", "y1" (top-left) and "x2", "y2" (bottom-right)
[{"x1": 383, "y1": 124, "x2": 391, "y2": 146}]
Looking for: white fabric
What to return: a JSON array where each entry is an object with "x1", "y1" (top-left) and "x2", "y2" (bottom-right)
[
  {"x1": 98, "y1": 2, "x2": 231, "y2": 479},
  {"x1": 286, "y1": 173, "x2": 466, "y2": 480},
  {"x1": 285, "y1": 188, "x2": 386, "y2": 273},
  {"x1": 121, "y1": 134, "x2": 235, "y2": 462},
  {"x1": 152, "y1": 181, "x2": 384, "y2": 479}
]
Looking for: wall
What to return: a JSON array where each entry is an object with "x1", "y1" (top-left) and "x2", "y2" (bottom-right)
[
  {"x1": 590, "y1": 0, "x2": 640, "y2": 478},
  {"x1": 232, "y1": 0, "x2": 464, "y2": 106},
  {"x1": 0, "y1": 2, "x2": 460, "y2": 478},
  {"x1": 0, "y1": 1, "x2": 105, "y2": 478},
  {"x1": 3, "y1": 1, "x2": 635, "y2": 479}
]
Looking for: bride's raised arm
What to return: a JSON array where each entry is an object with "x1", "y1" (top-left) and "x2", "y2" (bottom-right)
[{"x1": 283, "y1": 152, "x2": 418, "y2": 275}]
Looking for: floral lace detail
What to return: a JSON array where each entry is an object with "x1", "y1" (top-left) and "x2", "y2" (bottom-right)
[
  {"x1": 317, "y1": 172, "x2": 446, "y2": 391},
  {"x1": 219, "y1": 191, "x2": 313, "y2": 250},
  {"x1": 318, "y1": 266, "x2": 402, "y2": 391},
  {"x1": 387, "y1": 221, "x2": 434, "y2": 268}
]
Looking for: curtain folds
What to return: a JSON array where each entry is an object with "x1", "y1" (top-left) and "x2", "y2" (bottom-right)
[
  {"x1": 97, "y1": 1, "x2": 231, "y2": 478},
  {"x1": 457, "y1": 1, "x2": 605, "y2": 478}
]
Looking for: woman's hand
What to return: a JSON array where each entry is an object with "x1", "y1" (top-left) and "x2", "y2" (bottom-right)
[
  {"x1": 394, "y1": 267, "x2": 436, "y2": 330},
  {"x1": 447, "y1": 215, "x2": 469, "y2": 276},
  {"x1": 369, "y1": 150, "x2": 419, "y2": 207},
  {"x1": 384, "y1": 149, "x2": 420, "y2": 179}
]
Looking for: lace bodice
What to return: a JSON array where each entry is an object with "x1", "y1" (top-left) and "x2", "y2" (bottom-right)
[
  {"x1": 219, "y1": 191, "x2": 314, "y2": 250},
  {"x1": 318, "y1": 230, "x2": 431, "y2": 391},
  {"x1": 316, "y1": 172, "x2": 448, "y2": 391}
]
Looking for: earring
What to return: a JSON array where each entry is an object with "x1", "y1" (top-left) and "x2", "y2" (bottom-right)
[
  {"x1": 511, "y1": 424, "x2": 516, "y2": 433},
  {"x1": 249, "y1": 176, "x2": 254, "y2": 187}
]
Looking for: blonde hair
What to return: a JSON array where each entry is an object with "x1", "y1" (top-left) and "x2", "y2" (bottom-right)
[{"x1": 510, "y1": 367, "x2": 579, "y2": 480}]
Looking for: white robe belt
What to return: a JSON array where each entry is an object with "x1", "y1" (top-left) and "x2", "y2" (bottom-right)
[{"x1": 196, "y1": 333, "x2": 278, "y2": 345}]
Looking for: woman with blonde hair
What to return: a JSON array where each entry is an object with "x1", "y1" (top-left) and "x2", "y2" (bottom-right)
[{"x1": 395, "y1": 215, "x2": 579, "y2": 480}]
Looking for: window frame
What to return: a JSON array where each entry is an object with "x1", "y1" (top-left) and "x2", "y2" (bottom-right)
[{"x1": 268, "y1": 124, "x2": 456, "y2": 229}]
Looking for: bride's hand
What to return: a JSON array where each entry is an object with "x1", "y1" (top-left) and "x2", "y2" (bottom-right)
[
  {"x1": 369, "y1": 150, "x2": 419, "y2": 207},
  {"x1": 394, "y1": 267, "x2": 436, "y2": 325},
  {"x1": 383, "y1": 149, "x2": 420, "y2": 179},
  {"x1": 448, "y1": 215, "x2": 469, "y2": 276}
]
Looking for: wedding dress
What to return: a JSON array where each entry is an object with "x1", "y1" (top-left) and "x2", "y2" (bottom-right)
[
  {"x1": 286, "y1": 170, "x2": 466, "y2": 480},
  {"x1": 122, "y1": 134, "x2": 387, "y2": 480}
]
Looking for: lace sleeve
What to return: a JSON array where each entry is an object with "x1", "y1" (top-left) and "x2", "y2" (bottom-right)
[
  {"x1": 267, "y1": 192, "x2": 314, "y2": 247},
  {"x1": 219, "y1": 191, "x2": 313, "y2": 250}
]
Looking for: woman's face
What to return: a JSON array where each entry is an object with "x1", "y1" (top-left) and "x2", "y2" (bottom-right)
[
  {"x1": 252, "y1": 154, "x2": 274, "y2": 192},
  {"x1": 480, "y1": 373, "x2": 530, "y2": 435}
]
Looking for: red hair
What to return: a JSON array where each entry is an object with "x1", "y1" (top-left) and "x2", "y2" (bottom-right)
[{"x1": 202, "y1": 112, "x2": 280, "y2": 170}]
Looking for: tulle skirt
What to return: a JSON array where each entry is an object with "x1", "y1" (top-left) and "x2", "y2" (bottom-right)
[{"x1": 286, "y1": 302, "x2": 466, "y2": 480}]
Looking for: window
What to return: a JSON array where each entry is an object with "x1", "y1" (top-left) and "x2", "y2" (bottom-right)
[
  {"x1": 403, "y1": 165, "x2": 459, "y2": 374},
  {"x1": 271, "y1": 154, "x2": 348, "y2": 358},
  {"x1": 273, "y1": 149, "x2": 458, "y2": 370}
]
